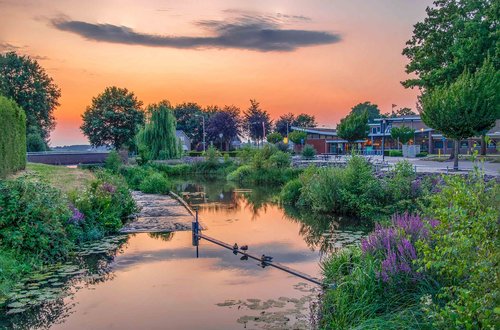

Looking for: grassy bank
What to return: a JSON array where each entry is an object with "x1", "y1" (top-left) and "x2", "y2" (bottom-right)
[
  {"x1": 320, "y1": 169, "x2": 499, "y2": 329},
  {"x1": 0, "y1": 162, "x2": 136, "y2": 307}
]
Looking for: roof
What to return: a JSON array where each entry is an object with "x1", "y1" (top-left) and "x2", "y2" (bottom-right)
[
  {"x1": 373, "y1": 116, "x2": 422, "y2": 122},
  {"x1": 290, "y1": 126, "x2": 337, "y2": 136}
]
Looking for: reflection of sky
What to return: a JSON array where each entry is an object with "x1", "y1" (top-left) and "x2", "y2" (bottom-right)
[{"x1": 47, "y1": 183, "x2": 328, "y2": 329}]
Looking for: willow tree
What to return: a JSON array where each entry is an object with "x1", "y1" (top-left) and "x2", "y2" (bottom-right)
[
  {"x1": 136, "y1": 101, "x2": 180, "y2": 161},
  {"x1": 421, "y1": 60, "x2": 499, "y2": 170}
]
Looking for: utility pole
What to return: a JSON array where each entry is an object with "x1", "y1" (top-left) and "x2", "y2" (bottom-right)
[{"x1": 381, "y1": 119, "x2": 386, "y2": 162}]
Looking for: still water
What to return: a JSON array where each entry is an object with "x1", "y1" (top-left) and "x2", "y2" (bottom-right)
[{"x1": 1, "y1": 178, "x2": 368, "y2": 329}]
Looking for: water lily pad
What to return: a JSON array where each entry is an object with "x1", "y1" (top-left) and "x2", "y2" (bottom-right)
[
  {"x1": 7, "y1": 301, "x2": 26, "y2": 308},
  {"x1": 7, "y1": 308, "x2": 26, "y2": 314}
]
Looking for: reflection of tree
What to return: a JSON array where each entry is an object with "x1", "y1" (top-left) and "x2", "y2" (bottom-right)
[
  {"x1": 239, "y1": 185, "x2": 281, "y2": 220},
  {"x1": 148, "y1": 232, "x2": 174, "y2": 242},
  {"x1": 282, "y1": 206, "x2": 371, "y2": 255},
  {"x1": 0, "y1": 236, "x2": 130, "y2": 328}
]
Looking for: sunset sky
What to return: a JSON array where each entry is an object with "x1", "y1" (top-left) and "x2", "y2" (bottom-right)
[{"x1": 1, "y1": 0, "x2": 433, "y2": 146}]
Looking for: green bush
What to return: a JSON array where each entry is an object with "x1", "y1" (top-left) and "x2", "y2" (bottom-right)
[
  {"x1": 226, "y1": 164, "x2": 252, "y2": 182},
  {"x1": 268, "y1": 150, "x2": 291, "y2": 169},
  {"x1": 0, "y1": 96, "x2": 26, "y2": 178},
  {"x1": 418, "y1": 170, "x2": 499, "y2": 328},
  {"x1": 280, "y1": 179, "x2": 302, "y2": 205},
  {"x1": 302, "y1": 144, "x2": 316, "y2": 159},
  {"x1": 267, "y1": 132, "x2": 283, "y2": 144},
  {"x1": 0, "y1": 177, "x2": 73, "y2": 262},
  {"x1": 70, "y1": 171, "x2": 136, "y2": 238},
  {"x1": 120, "y1": 165, "x2": 152, "y2": 189},
  {"x1": 388, "y1": 150, "x2": 403, "y2": 157},
  {"x1": 139, "y1": 172, "x2": 170, "y2": 194},
  {"x1": 104, "y1": 150, "x2": 122, "y2": 173},
  {"x1": 416, "y1": 152, "x2": 428, "y2": 157}
]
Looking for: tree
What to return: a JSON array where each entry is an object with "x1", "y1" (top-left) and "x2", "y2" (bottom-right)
[
  {"x1": 267, "y1": 132, "x2": 283, "y2": 144},
  {"x1": 288, "y1": 130, "x2": 307, "y2": 144},
  {"x1": 295, "y1": 114, "x2": 317, "y2": 128},
  {"x1": 0, "y1": 52, "x2": 61, "y2": 150},
  {"x1": 243, "y1": 99, "x2": 272, "y2": 143},
  {"x1": 391, "y1": 126, "x2": 415, "y2": 146},
  {"x1": 136, "y1": 101, "x2": 180, "y2": 160},
  {"x1": 337, "y1": 111, "x2": 369, "y2": 149},
  {"x1": 421, "y1": 59, "x2": 499, "y2": 170},
  {"x1": 350, "y1": 102, "x2": 381, "y2": 122},
  {"x1": 173, "y1": 102, "x2": 205, "y2": 149},
  {"x1": 206, "y1": 105, "x2": 241, "y2": 151},
  {"x1": 274, "y1": 113, "x2": 295, "y2": 136},
  {"x1": 81, "y1": 87, "x2": 144, "y2": 149},
  {"x1": 392, "y1": 107, "x2": 417, "y2": 117},
  {"x1": 402, "y1": 0, "x2": 498, "y2": 90}
]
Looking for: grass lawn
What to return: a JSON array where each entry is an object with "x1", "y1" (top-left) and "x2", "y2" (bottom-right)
[{"x1": 15, "y1": 163, "x2": 95, "y2": 193}]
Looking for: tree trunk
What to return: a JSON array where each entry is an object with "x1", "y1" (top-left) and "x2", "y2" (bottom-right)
[
  {"x1": 449, "y1": 140, "x2": 455, "y2": 160},
  {"x1": 480, "y1": 135, "x2": 487, "y2": 156},
  {"x1": 453, "y1": 139, "x2": 459, "y2": 171}
]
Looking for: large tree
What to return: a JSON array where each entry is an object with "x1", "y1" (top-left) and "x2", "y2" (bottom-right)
[
  {"x1": 350, "y1": 102, "x2": 381, "y2": 122},
  {"x1": 0, "y1": 52, "x2": 61, "y2": 151},
  {"x1": 421, "y1": 60, "x2": 499, "y2": 170},
  {"x1": 274, "y1": 113, "x2": 296, "y2": 136},
  {"x1": 173, "y1": 102, "x2": 205, "y2": 149},
  {"x1": 136, "y1": 101, "x2": 180, "y2": 160},
  {"x1": 206, "y1": 105, "x2": 241, "y2": 151},
  {"x1": 402, "y1": 0, "x2": 498, "y2": 90},
  {"x1": 391, "y1": 126, "x2": 415, "y2": 147},
  {"x1": 81, "y1": 87, "x2": 144, "y2": 149},
  {"x1": 337, "y1": 111, "x2": 369, "y2": 150},
  {"x1": 243, "y1": 99, "x2": 272, "y2": 143},
  {"x1": 295, "y1": 114, "x2": 317, "y2": 128}
]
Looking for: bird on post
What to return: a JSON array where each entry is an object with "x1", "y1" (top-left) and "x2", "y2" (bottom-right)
[
  {"x1": 232, "y1": 243, "x2": 238, "y2": 255},
  {"x1": 240, "y1": 245, "x2": 248, "y2": 251}
]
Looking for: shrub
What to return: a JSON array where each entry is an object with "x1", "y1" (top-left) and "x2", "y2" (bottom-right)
[
  {"x1": 267, "y1": 132, "x2": 283, "y2": 144},
  {"x1": 226, "y1": 164, "x2": 252, "y2": 182},
  {"x1": 417, "y1": 170, "x2": 499, "y2": 328},
  {"x1": 280, "y1": 179, "x2": 302, "y2": 204},
  {"x1": 302, "y1": 144, "x2": 316, "y2": 159},
  {"x1": 120, "y1": 165, "x2": 152, "y2": 189},
  {"x1": 388, "y1": 150, "x2": 403, "y2": 157},
  {"x1": 104, "y1": 150, "x2": 122, "y2": 173},
  {"x1": 237, "y1": 145, "x2": 257, "y2": 164},
  {"x1": 0, "y1": 96, "x2": 26, "y2": 178},
  {"x1": 416, "y1": 152, "x2": 428, "y2": 157},
  {"x1": 0, "y1": 177, "x2": 72, "y2": 262},
  {"x1": 70, "y1": 171, "x2": 136, "y2": 238},
  {"x1": 268, "y1": 150, "x2": 291, "y2": 169},
  {"x1": 139, "y1": 172, "x2": 170, "y2": 194}
]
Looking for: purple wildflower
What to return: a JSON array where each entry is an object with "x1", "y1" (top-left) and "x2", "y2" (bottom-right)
[
  {"x1": 101, "y1": 182, "x2": 116, "y2": 194},
  {"x1": 69, "y1": 204, "x2": 85, "y2": 224}
]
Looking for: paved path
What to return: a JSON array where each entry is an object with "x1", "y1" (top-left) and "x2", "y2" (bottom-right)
[{"x1": 120, "y1": 191, "x2": 196, "y2": 233}]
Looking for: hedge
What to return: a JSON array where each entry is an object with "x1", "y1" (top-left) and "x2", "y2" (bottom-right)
[{"x1": 0, "y1": 96, "x2": 26, "y2": 178}]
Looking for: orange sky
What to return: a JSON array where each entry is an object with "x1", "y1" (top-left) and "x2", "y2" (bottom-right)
[{"x1": 0, "y1": 0, "x2": 433, "y2": 146}]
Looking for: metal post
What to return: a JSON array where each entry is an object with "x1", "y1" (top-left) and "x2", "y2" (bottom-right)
[
  {"x1": 192, "y1": 208, "x2": 199, "y2": 247},
  {"x1": 381, "y1": 119, "x2": 386, "y2": 162},
  {"x1": 202, "y1": 116, "x2": 206, "y2": 152}
]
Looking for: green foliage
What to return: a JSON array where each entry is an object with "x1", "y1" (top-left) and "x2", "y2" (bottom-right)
[
  {"x1": 418, "y1": 170, "x2": 499, "y2": 328},
  {"x1": 243, "y1": 99, "x2": 272, "y2": 141},
  {"x1": 81, "y1": 86, "x2": 144, "y2": 149},
  {"x1": 70, "y1": 171, "x2": 136, "y2": 239},
  {"x1": 280, "y1": 179, "x2": 302, "y2": 205},
  {"x1": 206, "y1": 105, "x2": 241, "y2": 151},
  {"x1": 388, "y1": 150, "x2": 403, "y2": 157},
  {"x1": 26, "y1": 127, "x2": 46, "y2": 152},
  {"x1": 136, "y1": 101, "x2": 180, "y2": 160},
  {"x1": 337, "y1": 111, "x2": 369, "y2": 144},
  {"x1": 139, "y1": 172, "x2": 170, "y2": 194},
  {"x1": 120, "y1": 165, "x2": 152, "y2": 189},
  {"x1": 274, "y1": 113, "x2": 317, "y2": 136},
  {"x1": 104, "y1": 150, "x2": 122, "y2": 173},
  {"x1": 350, "y1": 101, "x2": 381, "y2": 122},
  {"x1": 390, "y1": 126, "x2": 415, "y2": 145},
  {"x1": 0, "y1": 177, "x2": 72, "y2": 262},
  {"x1": 416, "y1": 152, "x2": 428, "y2": 158},
  {"x1": 294, "y1": 114, "x2": 317, "y2": 128},
  {"x1": 0, "y1": 249, "x2": 38, "y2": 304},
  {"x1": 268, "y1": 150, "x2": 291, "y2": 168},
  {"x1": 0, "y1": 52, "x2": 60, "y2": 149},
  {"x1": 288, "y1": 130, "x2": 307, "y2": 144},
  {"x1": 173, "y1": 102, "x2": 204, "y2": 148},
  {"x1": 226, "y1": 164, "x2": 253, "y2": 182},
  {"x1": 402, "y1": 0, "x2": 498, "y2": 89},
  {"x1": 301, "y1": 144, "x2": 316, "y2": 159},
  {"x1": 266, "y1": 132, "x2": 283, "y2": 144},
  {"x1": 0, "y1": 96, "x2": 26, "y2": 178}
]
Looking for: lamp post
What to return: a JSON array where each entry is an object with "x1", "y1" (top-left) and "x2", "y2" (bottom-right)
[
  {"x1": 219, "y1": 133, "x2": 223, "y2": 151},
  {"x1": 381, "y1": 119, "x2": 386, "y2": 161}
]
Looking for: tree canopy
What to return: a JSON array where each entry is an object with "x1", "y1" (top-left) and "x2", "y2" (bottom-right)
[
  {"x1": 421, "y1": 59, "x2": 499, "y2": 169},
  {"x1": 136, "y1": 101, "x2": 180, "y2": 160},
  {"x1": 267, "y1": 132, "x2": 283, "y2": 144},
  {"x1": 391, "y1": 126, "x2": 415, "y2": 145},
  {"x1": 337, "y1": 111, "x2": 369, "y2": 145},
  {"x1": 402, "y1": 0, "x2": 498, "y2": 90},
  {"x1": 0, "y1": 52, "x2": 61, "y2": 150},
  {"x1": 173, "y1": 102, "x2": 205, "y2": 148},
  {"x1": 206, "y1": 105, "x2": 241, "y2": 151},
  {"x1": 243, "y1": 99, "x2": 272, "y2": 141},
  {"x1": 81, "y1": 86, "x2": 144, "y2": 149},
  {"x1": 274, "y1": 113, "x2": 316, "y2": 136},
  {"x1": 350, "y1": 102, "x2": 381, "y2": 122},
  {"x1": 295, "y1": 114, "x2": 317, "y2": 128},
  {"x1": 288, "y1": 130, "x2": 307, "y2": 144}
]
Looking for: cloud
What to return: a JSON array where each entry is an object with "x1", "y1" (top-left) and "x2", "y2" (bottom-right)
[
  {"x1": 0, "y1": 42, "x2": 21, "y2": 52},
  {"x1": 50, "y1": 14, "x2": 341, "y2": 52}
]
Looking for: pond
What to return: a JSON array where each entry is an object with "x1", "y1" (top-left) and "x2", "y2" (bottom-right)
[{"x1": 1, "y1": 177, "x2": 370, "y2": 329}]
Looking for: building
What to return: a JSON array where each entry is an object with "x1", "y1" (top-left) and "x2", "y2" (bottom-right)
[
  {"x1": 176, "y1": 130, "x2": 191, "y2": 152},
  {"x1": 291, "y1": 117, "x2": 499, "y2": 155}
]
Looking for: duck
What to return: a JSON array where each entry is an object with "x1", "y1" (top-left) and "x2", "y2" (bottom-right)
[
  {"x1": 240, "y1": 245, "x2": 248, "y2": 251},
  {"x1": 261, "y1": 254, "x2": 273, "y2": 262}
]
